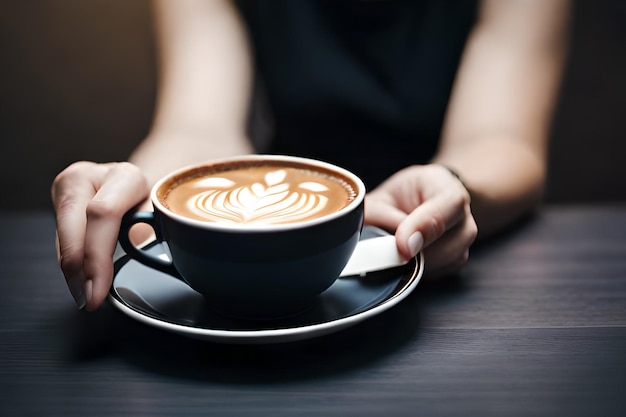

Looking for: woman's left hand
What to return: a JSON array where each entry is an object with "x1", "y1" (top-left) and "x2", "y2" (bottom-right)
[{"x1": 365, "y1": 164, "x2": 478, "y2": 277}]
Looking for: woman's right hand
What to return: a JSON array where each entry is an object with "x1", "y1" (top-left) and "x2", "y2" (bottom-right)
[{"x1": 51, "y1": 161, "x2": 150, "y2": 311}]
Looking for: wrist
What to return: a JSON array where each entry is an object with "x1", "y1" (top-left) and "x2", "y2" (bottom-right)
[{"x1": 436, "y1": 164, "x2": 468, "y2": 193}]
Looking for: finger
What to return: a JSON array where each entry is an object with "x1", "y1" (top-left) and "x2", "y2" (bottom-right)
[
  {"x1": 83, "y1": 163, "x2": 149, "y2": 311},
  {"x1": 364, "y1": 194, "x2": 407, "y2": 233},
  {"x1": 395, "y1": 190, "x2": 470, "y2": 261},
  {"x1": 422, "y1": 210, "x2": 477, "y2": 276},
  {"x1": 51, "y1": 162, "x2": 106, "y2": 308}
]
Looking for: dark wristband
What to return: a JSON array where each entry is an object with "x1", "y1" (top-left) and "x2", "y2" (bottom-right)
[{"x1": 439, "y1": 165, "x2": 467, "y2": 190}]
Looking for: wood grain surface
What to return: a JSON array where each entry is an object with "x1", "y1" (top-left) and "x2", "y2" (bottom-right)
[{"x1": 1, "y1": 206, "x2": 625, "y2": 417}]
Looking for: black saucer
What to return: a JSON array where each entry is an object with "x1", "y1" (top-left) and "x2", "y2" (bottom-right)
[{"x1": 108, "y1": 226, "x2": 423, "y2": 344}]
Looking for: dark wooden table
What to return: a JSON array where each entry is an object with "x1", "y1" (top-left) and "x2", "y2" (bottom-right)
[{"x1": 1, "y1": 206, "x2": 626, "y2": 417}]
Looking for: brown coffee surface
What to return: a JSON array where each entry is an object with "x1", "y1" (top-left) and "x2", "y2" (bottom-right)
[{"x1": 160, "y1": 164, "x2": 357, "y2": 225}]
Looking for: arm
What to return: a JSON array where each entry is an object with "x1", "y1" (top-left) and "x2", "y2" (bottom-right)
[
  {"x1": 365, "y1": 0, "x2": 570, "y2": 275},
  {"x1": 433, "y1": 0, "x2": 571, "y2": 238},
  {"x1": 131, "y1": 0, "x2": 254, "y2": 187},
  {"x1": 52, "y1": 0, "x2": 254, "y2": 311}
]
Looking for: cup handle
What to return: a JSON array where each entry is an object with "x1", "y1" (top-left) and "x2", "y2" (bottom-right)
[{"x1": 118, "y1": 210, "x2": 183, "y2": 280}]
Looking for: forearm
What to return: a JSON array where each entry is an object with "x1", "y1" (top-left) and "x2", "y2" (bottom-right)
[
  {"x1": 131, "y1": 0, "x2": 254, "y2": 188},
  {"x1": 435, "y1": 0, "x2": 570, "y2": 238},
  {"x1": 432, "y1": 134, "x2": 545, "y2": 238},
  {"x1": 129, "y1": 131, "x2": 253, "y2": 189}
]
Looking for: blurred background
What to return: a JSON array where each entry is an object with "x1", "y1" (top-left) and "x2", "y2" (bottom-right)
[{"x1": 1, "y1": 0, "x2": 625, "y2": 210}]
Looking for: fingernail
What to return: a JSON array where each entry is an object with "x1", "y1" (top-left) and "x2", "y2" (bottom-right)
[
  {"x1": 408, "y1": 231, "x2": 424, "y2": 257},
  {"x1": 83, "y1": 280, "x2": 93, "y2": 309},
  {"x1": 54, "y1": 233, "x2": 61, "y2": 264},
  {"x1": 68, "y1": 276, "x2": 86, "y2": 309}
]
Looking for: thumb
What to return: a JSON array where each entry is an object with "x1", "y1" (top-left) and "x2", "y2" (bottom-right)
[{"x1": 394, "y1": 192, "x2": 466, "y2": 261}]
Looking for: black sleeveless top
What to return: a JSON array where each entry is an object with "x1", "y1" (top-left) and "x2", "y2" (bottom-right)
[{"x1": 237, "y1": 0, "x2": 477, "y2": 189}]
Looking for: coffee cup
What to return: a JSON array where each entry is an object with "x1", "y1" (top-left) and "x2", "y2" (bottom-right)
[{"x1": 118, "y1": 154, "x2": 369, "y2": 319}]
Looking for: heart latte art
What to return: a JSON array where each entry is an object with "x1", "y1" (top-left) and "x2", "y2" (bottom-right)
[{"x1": 161, "y1": 165, "x2": 357, "y2": 225}]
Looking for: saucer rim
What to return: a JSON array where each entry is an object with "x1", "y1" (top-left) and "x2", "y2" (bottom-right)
[{"x1": 108, "y1": 247, "x2": 423, "y2": 345}]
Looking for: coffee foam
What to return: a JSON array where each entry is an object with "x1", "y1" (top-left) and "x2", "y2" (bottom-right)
[{"x1": 160, "y1": 162, "x2": 357, "y2": 226}]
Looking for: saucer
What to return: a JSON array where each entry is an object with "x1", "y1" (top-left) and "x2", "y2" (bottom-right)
[{"x1": 108, "y1": 226, "x2": 424, "y2": 344}]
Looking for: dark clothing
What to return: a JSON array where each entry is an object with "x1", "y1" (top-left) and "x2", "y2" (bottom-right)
[{"x1": 237, "y1": 0, "x2": 477, "y2": 189}]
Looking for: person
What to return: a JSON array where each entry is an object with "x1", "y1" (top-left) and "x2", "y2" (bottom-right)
[{"x1": 51, "y1": 0, "x2": 570, "y2": 311}]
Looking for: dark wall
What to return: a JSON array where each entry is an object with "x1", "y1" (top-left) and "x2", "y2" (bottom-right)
[
  {"x1": 1, "y1": 0, "x2": 625, "y2": 210},
  {"x1": 1, "y1": 1, "x2": 156, "y2": 210},
  {"x1": 546, "y1": 0, "x2": 626, "y2": 203}
]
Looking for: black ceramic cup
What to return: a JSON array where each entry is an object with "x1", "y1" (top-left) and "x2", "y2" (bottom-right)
[{"x1": 118, "y1": 155, "x2": 366, "y2": 319}]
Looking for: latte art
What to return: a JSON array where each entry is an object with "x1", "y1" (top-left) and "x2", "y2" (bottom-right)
[
  {"x1": 188, "y1": 169, "x2": 331, "y2": 224},
  {"x1": 162, "y1": 165, "x2": 356, "y2": 225}
]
